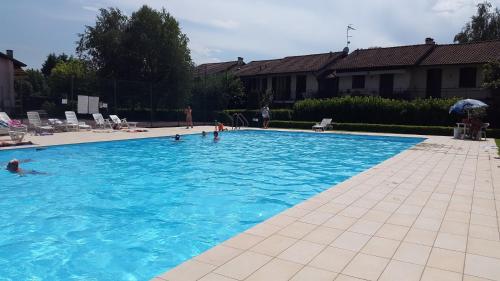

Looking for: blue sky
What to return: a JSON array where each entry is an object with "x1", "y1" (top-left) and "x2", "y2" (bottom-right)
[{"x1": 1, "y1": 0, "x2": 498, "y2": 69}]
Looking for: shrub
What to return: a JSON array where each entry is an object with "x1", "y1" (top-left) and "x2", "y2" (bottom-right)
[
  {"x1": 223, "y1": 109, "x2": 293, "y2": 121},
  {"x1": 292, "y1": 96, "x2": 461, "y2": 126}
]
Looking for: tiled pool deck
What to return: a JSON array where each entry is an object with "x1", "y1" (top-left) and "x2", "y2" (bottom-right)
[{"x1": 2, "y1": 127, "x2": 500, "y2": 281}]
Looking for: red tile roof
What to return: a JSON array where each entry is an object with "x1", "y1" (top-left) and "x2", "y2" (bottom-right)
[
  {"x1": 235, "y1": 52, "x2": 345, "y2": 76},
  {"x1": 420, "y1": 40, "x2": 500, "y2": 66},
  {"x1": 194, "y1": 61, "x2": 243, "y2": 77},
  {"x1": 331, "y1": 44, "x2": 434, "y2": 71}
]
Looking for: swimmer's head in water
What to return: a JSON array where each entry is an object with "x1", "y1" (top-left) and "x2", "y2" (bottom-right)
[
  {"x1": 7, "y1": 159, "x2": 19, "y2": 172},
  {"x1": 214, "y1": 131, "x2": 219, "y2": 137},
  {"x1": 202, "y1": 131, "x2": 207, "y2": 136},
  {"x1": 174, "y1": 134, "x2": 181, "y2": 141}
]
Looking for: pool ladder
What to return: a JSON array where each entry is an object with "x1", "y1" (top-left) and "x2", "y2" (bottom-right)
[{"x1": 231, "y1": 113, "x2": 249, "y2": 130}]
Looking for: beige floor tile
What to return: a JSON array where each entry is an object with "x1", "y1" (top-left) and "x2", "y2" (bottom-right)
[
  {"x1": 341, "y1": 253, "x2": 389, "y2": 281},
  {"x1": 278, "y1": 221, "x2": 317, "y2": 239},
  {"x1": 158, "y1": 260, "x2": 217, "y2": 281},
  {"x1": 245, "y1": 258, "x2": 303, "y2": 281},
  {"x1": 348, "y1": 220, "x2": 383, "y2": 236},
  {"x1": 245, "y1": 223, "x2": 282, "y2": 237},
  {"x1": 414, "y1": 217, "x2": 442, "y2": 231},
  {"x1": 331, "y1": 231, "x2": 371, "y2": 252},
  {"x1": 198, "y1": 273, "x2": 238, "y2": 281},
  {"x1": 386, "y1": 213, "x2": 417, "y2": 227},
  {"x1": 435, "y1": 233, "x2": 467, "y2": 252},
  {"x1": 393, "y1": 241, "x2": 431, "y2": 265},
  {"x1": 278, "y1": 240, "x2": 325, "y2": 265},
  {"x1": 299, "y1": 211, "x2": 334, "y2": 225},
  {"x1": 266, "y1": 214, "x2": 297, "y2": 228},
  {"x1": 323, "y1": 215, "x2": 358, "y2": 230},
  {"x1": 467, "y1": 237, "x2": 500, "y2": 259},
  {"x1": 440, "y1": 220, "x2": 469, "y2": 236},
  {"x1": 302, "y1": 226, "x2": 343, "y2": 245},
  {"x1": 361, "y1": 236, "x2": 400, "y2": 258},
  {"x1": 468, "y1": 224, "x2": 500, "y2": 241},
  {"x1": 464, "y1": 253, "x2": 500, "y2": 281},
  {"x1": 427, "y1": 248, "x2": 465, "y2": 273},
  {"x1": 404, "y1": 228, "x2": 437, "y2": 246},
  {"x1": 309, "y1": 246, "x2": 356, "y2": 272},
  {"x1": 223, "y1": 233, "x2": 265, "y2": 250},
  {"x1": 444, "y1": 210, "x2": 470, "y2": 224},
  {"x1": 289, "y1": 266, "x2": 338, "y2": 281},
  {"x1": 470, "y1": 213, "x2": 498, "y2": 227},
  {"x1": 280, "y1": 207, "x2": 311, "y2": 219},
  {"x1": 339, "y1": 206, "x2": 369, "y2": 219},
  {"x1": 213, "y1": 251, "x2": 273, "y2": 280},
  {"x1": 421, "y1": 267, "x2": 462, "y2": 281},
  {"x1": 463, "y1": 275, "x2": 496, "y2": 281},
  {"x1": 361, "y1": 209, "x2": 392, "y2": 223},
  {"x1": 375, "y1": 223, "x2": 409, "y2": 240},
  {"x1": 378, "y1": 260, "x2": 424, "y2": 281},
  {"x1": 334, "y1": 274, "x2": 366, "y2": 281},
  {"x1": 250, "y1": 234, "x2": 297, "y2": 257},
  {"x1": 195, "y1": 245, "x2": 243, "y2": 266}
]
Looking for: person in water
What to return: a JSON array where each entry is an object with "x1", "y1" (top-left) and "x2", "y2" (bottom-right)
[
  {"x1": 213, "y1": 131, "x2": 220, "y2": 141},
  {"x1": 174, "y1": 134, "x2": 181, "y2": 141},
  {"x1": 6, "y1": 159, "x2": 45, "y2": 175},
  {"x1": 202, "y1": 131, "x2": 207, "y2": 137}
]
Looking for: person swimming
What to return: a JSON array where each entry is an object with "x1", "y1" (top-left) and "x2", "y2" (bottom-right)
[
  {"x1": 6, "y1": 159, "x2": 45, "y2": 176},
  {"x1": 174, "y1": 134, "x2": 181, "y2": 141},
  {"x1": 213, "y1": 131, "x2": 220, "y2": 141},
  {"x1": 202, "y1": 131, "x2": 207, "y2": 137}
]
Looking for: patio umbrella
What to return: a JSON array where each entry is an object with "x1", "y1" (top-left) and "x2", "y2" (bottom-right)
[{"x1": 449, "y1": 99, "x2": 488, "y2": 115}]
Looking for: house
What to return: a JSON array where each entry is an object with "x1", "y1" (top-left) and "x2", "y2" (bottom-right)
[
  {"x1": 234, "y1": 52, "x2": 347, "y2": 103},
  {"x1": 0, "y1": 50, "x2": 26, "y2": 113},
  {"x1": 194, "y1": 57, "x2": 245, "y2": 78},
  {"x1": 324, "y1": 38, "x2": 500, "y2": 99}
]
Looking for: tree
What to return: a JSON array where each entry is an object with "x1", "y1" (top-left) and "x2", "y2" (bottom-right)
[
  {"x1": 25, "y1": 69, "x2": 49, "y2": 96},
  {"x1": 41, "y1": 53, "x2": 69, "y2": 77},
  {"x1": 483, "y1": 60, "x2": 500, "y2": 89},
  {"x1": 49, "y1": 59, "x2": 96, "y2": 100},
  {"x1": 191, "y1": 74, "x2": 245, "y2": 112},
  {"x1": 454, "y1": 2, "x2": 500, "y2": 43},
  {"x1": 77, "y1": 5, "x2": 193, "y2": 109}
]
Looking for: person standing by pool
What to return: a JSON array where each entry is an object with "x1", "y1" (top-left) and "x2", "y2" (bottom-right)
[
  {"x1": 261, "y1": 105, "x2": 270, "y2": 129},
  {"x1": 184, "y1": 106, "x2": 193, "y2": 129}
]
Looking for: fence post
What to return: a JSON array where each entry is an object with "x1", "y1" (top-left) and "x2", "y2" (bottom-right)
[
  {"x1": 113, "y1": 79, "x2": 117, "y2": 114},
  {"x1": 150, "y1": 83, "x2": 153, "y2": 128},
  {"x1": 70, "y1": 75, "x2": 75, "y2": 111}
]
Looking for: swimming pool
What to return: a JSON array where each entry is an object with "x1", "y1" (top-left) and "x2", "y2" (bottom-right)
[{"x1": 0, "y1": 130, "x2": 423, "y2": 280}]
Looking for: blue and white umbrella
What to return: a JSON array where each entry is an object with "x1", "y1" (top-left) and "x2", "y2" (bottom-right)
[{"x1": 449, "y1": 99, "x2": 488, "y2": 114}]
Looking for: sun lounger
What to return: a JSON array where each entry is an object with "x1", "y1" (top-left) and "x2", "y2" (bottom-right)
[
  {"x1": 312, "y1": 118, "x2": 333, "y2": 131},
  {"x1": 65, "y1": 111, "x2": 92, "y2": 131},
  {"x1": 27, "y1": 111, "x2": 54, "y2": 135},
  {"x1": 0, "y1": 112, "x2": 28, "y2": 132},
  {"x1": 109, "y1": 115, "x2": 138, "y2": 129},
  {"x1": 92, "y1": 113, "x2": 113, "y2": 129}
]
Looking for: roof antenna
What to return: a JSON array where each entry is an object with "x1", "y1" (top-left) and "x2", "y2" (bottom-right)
[{"x1": 345, "y1": 24, "x2": 356, "y2": 53}]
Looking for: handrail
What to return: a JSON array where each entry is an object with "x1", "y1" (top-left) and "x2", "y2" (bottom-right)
[{"x1": 231, "y1": 113, "x2": 249, "y2": 130}]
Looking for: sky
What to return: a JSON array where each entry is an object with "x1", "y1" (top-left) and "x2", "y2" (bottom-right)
[{"x1": 1, "y1": 0, "x2": 499, "y2": 69}]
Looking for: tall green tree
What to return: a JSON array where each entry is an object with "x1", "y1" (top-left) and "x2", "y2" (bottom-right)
[
  {"x1": 41, "y1": 53, "x2": 69, "y2": 77},
  {"x1": 77, "y1": 5, "x2": 193, "y2": 109},
  {"x1": 191, "y1": 74, "x2": 245, "y2": 112},
  {"x1": 454, "y1": 1, "x2": 500, "y2": 43},
  {"x1": 49, "y1": 59, "x2": 96, "y2": 100}
]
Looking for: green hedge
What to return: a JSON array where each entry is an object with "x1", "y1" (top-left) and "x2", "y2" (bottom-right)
[
  {"x1": 270, "y1": 120, "x2": 500, "y2": 138},
  {"x1": 223, "y1": 109, "x2": 293, "y2": 121},
  {"x1": 293, "y1": 96, "x2": 460, "y2": 126}
]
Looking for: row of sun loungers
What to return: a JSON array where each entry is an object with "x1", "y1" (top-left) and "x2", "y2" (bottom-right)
[{"x1": 1, "y1": 111, "x2": 138, "y2": 142}]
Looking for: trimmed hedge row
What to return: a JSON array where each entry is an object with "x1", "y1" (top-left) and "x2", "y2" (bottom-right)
[
  {"x1": 269, "y1": 120, "x2": 500, "y2": 138},
  {"x1": 223, "y1": 109, "x2": 293, "y2": 121},
  {"x1": 293, "y1": 96, "x2": 461, "y2": 126}
]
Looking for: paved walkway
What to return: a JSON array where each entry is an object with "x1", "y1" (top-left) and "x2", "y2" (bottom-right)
[
  {"x1": 2, "y1": 128, "x2": 499, "y2": 281},
  {"x1": 153, "y1": 134, "x2": 500, "y2": 281}
]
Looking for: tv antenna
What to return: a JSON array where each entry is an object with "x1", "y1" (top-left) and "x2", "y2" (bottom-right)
[{"x1": 347, "y1": 24, "x2": 356, "y2": 48}]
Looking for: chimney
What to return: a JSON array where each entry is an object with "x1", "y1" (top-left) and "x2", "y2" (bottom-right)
[
  {"x1": 425, "y1": 38, "x2": 435, "y2": 45},
  {"x1": 6, "y1": 50, "x2": 13, "y2": 58},
  {"x1": 237, "y1": 57, "x2": 244, "y2": 65}
]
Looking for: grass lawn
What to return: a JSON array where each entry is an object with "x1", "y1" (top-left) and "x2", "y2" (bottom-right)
[{"x1": 496, "y1": 139, "x2": 500, "y2": 156}]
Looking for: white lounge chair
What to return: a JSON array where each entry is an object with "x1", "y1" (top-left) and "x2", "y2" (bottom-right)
[
  {"x1": 0, "y1": 112, "x2": 28, "y2": 132},
  {"x1": 92, "y1": 113, "x2": 113, "y2": 129},
  {"x1": 312, "y1": 118, "x2": 333, "y2": 131},
  {"x1": 109, "y1": 115, "x2": 138, "y2": 129},
  {"x1": 27, "y1": 111, "x2": 54, "y2": 135},
  {"x1": 65, "y1": 111, "x2": 91, "y2": 131}
]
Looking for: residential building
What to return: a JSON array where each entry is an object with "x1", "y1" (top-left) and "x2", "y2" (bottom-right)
[
  {"x1": 324, "y1": 39, "x2": 500, "y2": 99},
  {"x1": 0, "y1": 50, "x2": 26, "y2": 113},
  {"x1": 235, "y1": 52, "x2": 347, "y2": 103},
  {"x1": 194, "y1": 57, "x2": 245, "y2": 79}
]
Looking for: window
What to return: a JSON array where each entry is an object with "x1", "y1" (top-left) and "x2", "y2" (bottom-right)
[
  {"x1": 272, "y1": 76, "x2": 291, "y2": 100},
  {"x1": 459, "y1": 67, "x2": 477, "y2": 88},
  {"x1": 296, "y1": 75, "x2": 307, "y2": 97},
  {"x1": 352, "y1": 75, "x2": 365, "y2": 89}
]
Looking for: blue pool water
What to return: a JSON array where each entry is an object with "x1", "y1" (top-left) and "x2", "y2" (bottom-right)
[{"x1": 0, "y1": 130, "x2": 423, "y2": 280}]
